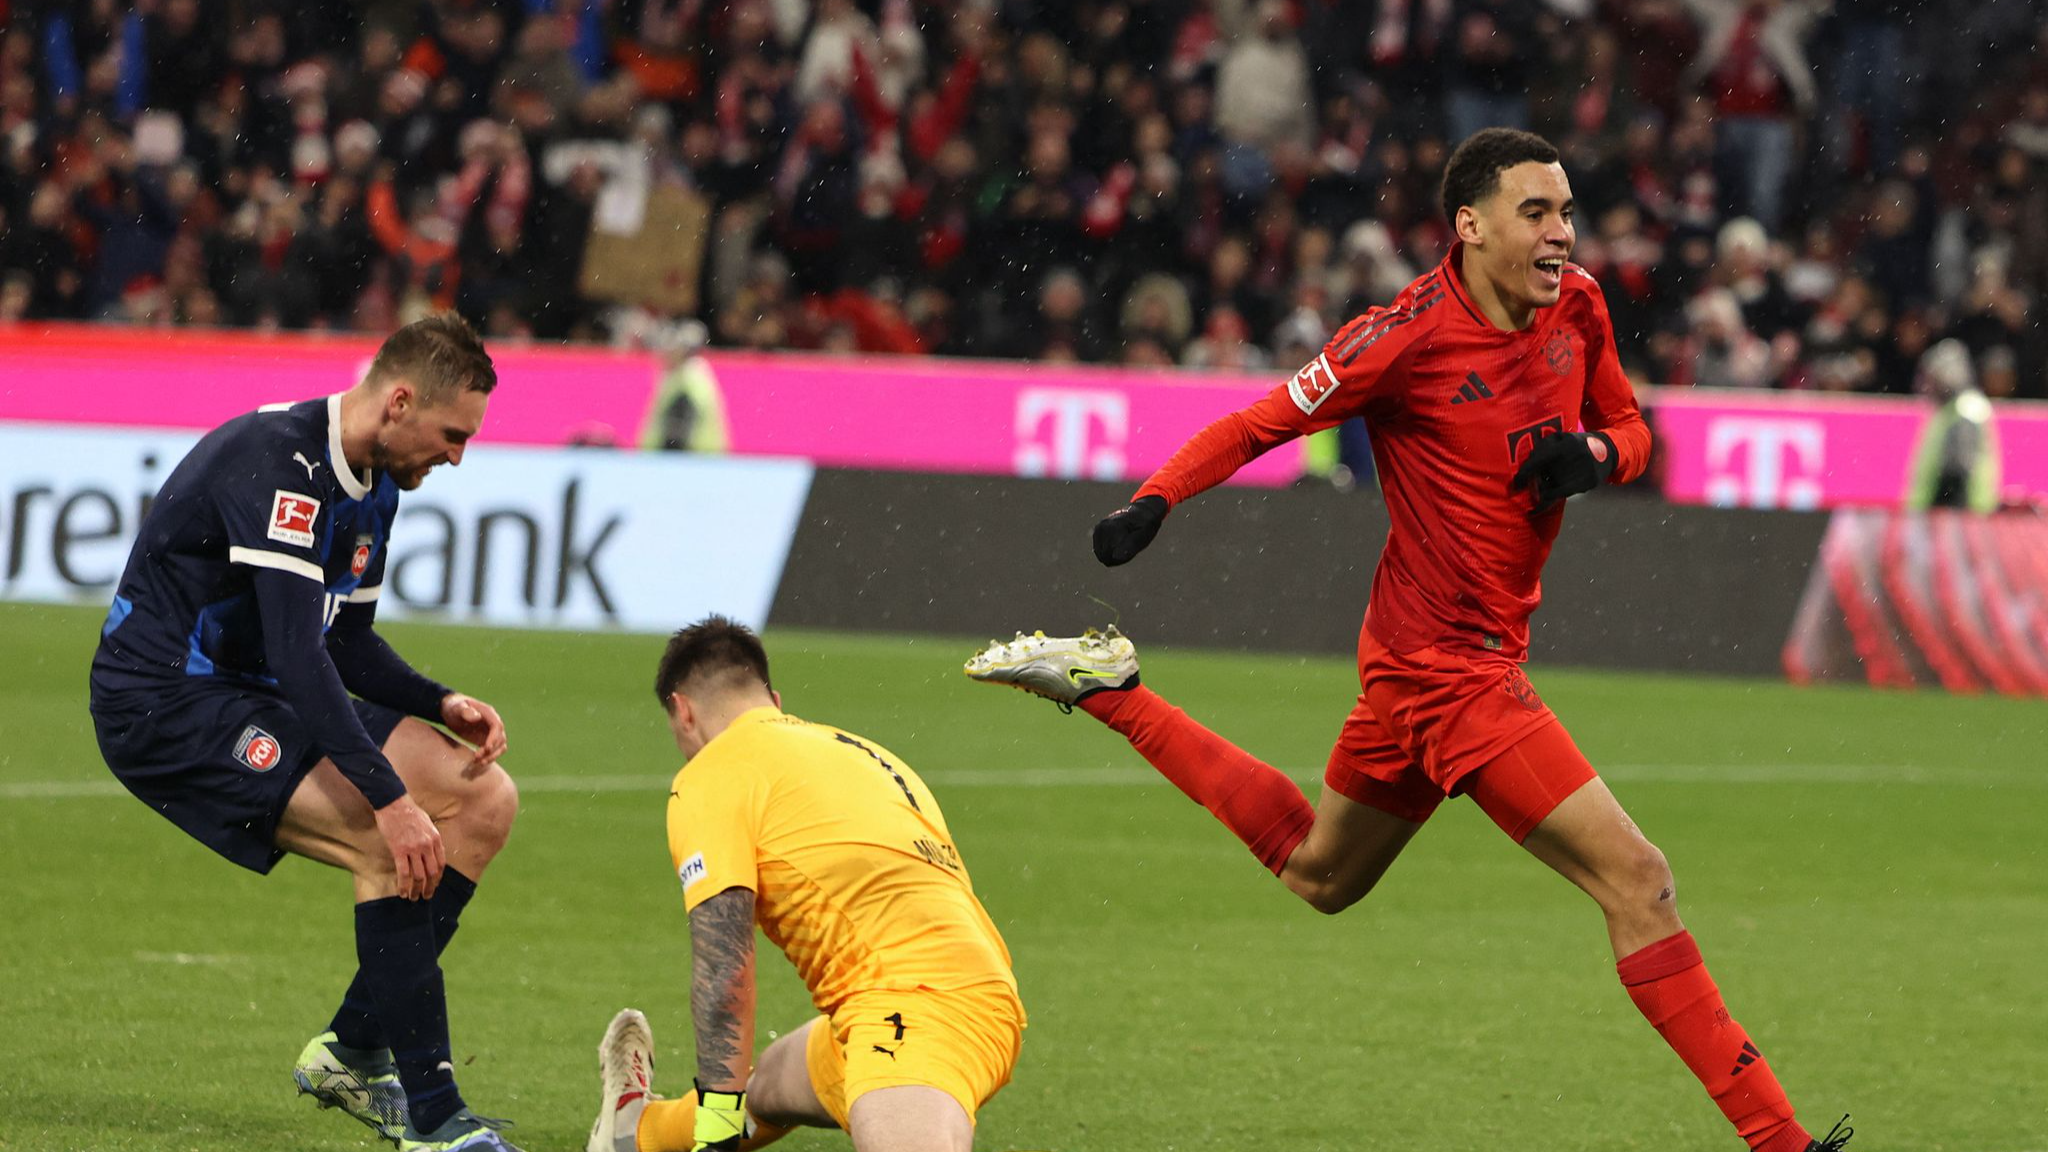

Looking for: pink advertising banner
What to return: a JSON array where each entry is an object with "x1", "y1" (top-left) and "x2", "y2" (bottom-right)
[
  {"x1": 10, "y1": 324, "x2": 2048, "y2": 504},
  {"x1": 0, "y1": 325, "x2": 1302, "y2": 485},
  {"x1": 1647, "y1": 387, "x2": 2048, "y2": 510},
  {"x1": 705, "y1": 348, "x2": 1302, "y2": 485},
  {"x1": 0, "y1": 325, "x2": 658, "y2": 447}
]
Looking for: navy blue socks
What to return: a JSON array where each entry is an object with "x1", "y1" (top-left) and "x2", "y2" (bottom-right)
[
  {"x1": 351, "y1": 885, "x2": 470, "y2": 1133},
  {"x1": 330, "y1": 869, "x2": 477, "y2": 1050}
]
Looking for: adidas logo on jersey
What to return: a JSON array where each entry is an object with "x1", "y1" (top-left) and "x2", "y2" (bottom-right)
[{"x1": 1451, "y1": 372, "x2": 1495, "y2": 405}]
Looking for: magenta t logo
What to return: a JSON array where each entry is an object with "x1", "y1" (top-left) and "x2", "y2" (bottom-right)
[
  {"x1": 1705, "y1": 416, "x2": 1826, "y2": 508},
  {"x1": 1014, "y1": 388, "x2": 1130, "y2": 479}
]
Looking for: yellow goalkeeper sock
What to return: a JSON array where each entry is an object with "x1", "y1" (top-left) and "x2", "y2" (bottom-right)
[
  {"x1": 635, "y1": 1097, "x2": 692, "y2": 1152},
  {"x1": 635, "y1": 1096, "x2": 794, "y2": 1152}
]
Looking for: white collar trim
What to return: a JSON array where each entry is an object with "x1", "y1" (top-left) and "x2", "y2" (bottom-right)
[{"x1": 327, "y1": 393, "x2": 373, "y2": 500}]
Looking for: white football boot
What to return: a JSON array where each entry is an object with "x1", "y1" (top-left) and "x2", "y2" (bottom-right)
[
  {"x1": 963, "y1": 627, "x2": 1140, "y2": 711},
  {"x1": 587, "y1": 1008, "x2": 657, "y2": 1152}
]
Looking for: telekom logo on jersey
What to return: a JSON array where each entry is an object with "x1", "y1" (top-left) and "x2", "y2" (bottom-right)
[
  {"x1": 1703, "y1": 416, "x2": 1827, "y2": 509},
  {"x1": 1013, "y1": 388, "x2": 1129, "y2": 480}
]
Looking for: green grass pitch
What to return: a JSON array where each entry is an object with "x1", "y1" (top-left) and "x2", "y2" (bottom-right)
[{"x1": 1, "y1": 600, "x2": 2043, "y2": 1150}]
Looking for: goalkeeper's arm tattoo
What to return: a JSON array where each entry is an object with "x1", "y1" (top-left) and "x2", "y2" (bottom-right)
[{"x1": 689, "y1": 886, "x2": 758, "y2": 1092}]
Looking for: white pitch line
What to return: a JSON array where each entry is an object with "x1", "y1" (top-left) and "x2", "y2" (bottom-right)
[
  {"x1": 0, "y1": 767, "x2": 1160, "y2": 800},
  {"x1": 1602, "y1": 762, "x2": 2038, "y2": 788},
  {"x1": 134, "y1": 950, "x2": 244, "y2": 966},
  {"x1": 1, "y1": 780, "x2": 128, "y2": 799},
  {"x1": 2, "y1": 762, "x2": 2039, "y2": 801}
]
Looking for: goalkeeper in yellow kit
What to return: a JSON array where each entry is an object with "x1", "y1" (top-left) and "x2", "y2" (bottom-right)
[{"x1": 587, "y1": 617, "x2": 1025, "y2": 1152}]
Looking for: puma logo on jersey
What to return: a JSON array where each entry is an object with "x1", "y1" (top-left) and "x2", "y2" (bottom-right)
[{"x1": 292, "y1": 451, "x2": 322, "y2": 480}]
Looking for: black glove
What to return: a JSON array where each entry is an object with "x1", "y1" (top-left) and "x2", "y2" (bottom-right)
[
  {"x1": 1092, "y1": 495, "x2": 1169, "y2": 566},
  {"x1": 1511, "y1": 432, "x2": 1615, "y2": 509}
]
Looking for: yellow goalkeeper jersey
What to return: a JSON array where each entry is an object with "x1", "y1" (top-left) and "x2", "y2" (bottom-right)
[{"x1": 666, "y1": 707, "x2": 1017, "y2": 1015}]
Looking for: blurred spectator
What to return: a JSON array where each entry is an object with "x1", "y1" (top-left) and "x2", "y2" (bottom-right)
[
  {"x1": 1798, "y1": 274, "x2": 1881, "y2": 391},
  {"x1": 1948, "y1": 253, "x2": 2042, "y2": 398},
  {"x1": 0, "y1": 0, "x2": 2030, "y2": 402},
  {"x1": 1713, "y1": 217, "x2": 1803, "y2": 340},
  {"x1": 1976, "y1": 345, "x2": 2020, "y2": 400},
  {"x1": 1667, "y1": 287, "x2": 1790, "y2": 388},
  {"x1": 1683, "y1": 0, "x2": 1824, "y2": 232},
  {"x1": 1903, "y1": 338, "x2": 2001, "y2": 512},
  {"x1": 1782, "y1": 220, "x2": 1843, "y2": 309},
  {"x1": 1607, "y1": 0, "x2": 1702, "y2": 121},
  {"x1": 1870, "y1": 306, "x2": 1934, "y2": 396},
  {"x1": 1820, "y1": 0, "x2": 1912, "y2": 177},
  {"x1": 1854, "y1": 176, "x2": 1935, "y2": 311},
  {"x1": 640, "y1": 318, "x2": 730, "y2": 453},
  {"x1": 1336, "y1": 219, "x2": 1417, "y2": 314},
  {"x1": 1214, "y1": 1, "x2": 1313, "y2": 158},
  {"x1": 1010, "y1": 267, "x2": 1107, "y2": 363},
  {"x1": 1121, "y1": 272, "x2": 1194, "y2": 359},
  {"x1": 0, "y1": 269, "x2": 33, "y2": 324},
  {"x1": 1181, "y1": 305, "x2": 1269, "y2": 372},
  {"x1": 1442, "y1": 2, "x2": 1536, "y2": 144},
  {"x1": 1573, "y1": 200, "x2": 1662, "y2": 373},
  {"x1": 70, "y1": 125, "x2": 178, "y2": 317}
]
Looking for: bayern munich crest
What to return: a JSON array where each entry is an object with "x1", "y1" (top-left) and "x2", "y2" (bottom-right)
[{"x1": 1544, "y1": 329, "x2": 1575, "y2": 376}]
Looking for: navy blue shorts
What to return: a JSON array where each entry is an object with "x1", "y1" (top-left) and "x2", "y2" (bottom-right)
[{"x1": 90, "y1": 679, "x2": 409, "y2": 874}]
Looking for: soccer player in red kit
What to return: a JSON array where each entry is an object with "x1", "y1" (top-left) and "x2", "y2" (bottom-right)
[{"x1": 966, "y1": 129, "x2": 1850, "y2": 1152}]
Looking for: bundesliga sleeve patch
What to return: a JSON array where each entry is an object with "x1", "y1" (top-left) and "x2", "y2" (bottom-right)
[
  {"x1": 268, "y1": 490, "x2": 321, "y2": 548},
  {"x1": 233, "y1": 725, "x2": 283, "y2": 771},
  {"x1": 1287, "y1": 353, "x2": 1339, "y2": 415},
  {"x1": 677, "y1": 852, "x2": 707, "y2": 891}
]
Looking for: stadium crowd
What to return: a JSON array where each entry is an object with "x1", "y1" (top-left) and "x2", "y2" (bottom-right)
[{"x1": 2, "y1": 0, "x2": 2046, "y2": 397}]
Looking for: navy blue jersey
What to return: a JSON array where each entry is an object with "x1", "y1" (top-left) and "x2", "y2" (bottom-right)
[
  {"x1": 88, "y1": 394, "x2": 449, "y2": 809},
  {"x1": 93, "y1": 395, "x2": 399, "y2": 688}
]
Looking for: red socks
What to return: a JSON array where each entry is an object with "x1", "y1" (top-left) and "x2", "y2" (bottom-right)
[
  {"x1": 1080, "y1": 685, "x2": 1314, "y2": 874},
  {"x1": 1618, "y1": 931, "x2": 1810, "y2": 1152}
]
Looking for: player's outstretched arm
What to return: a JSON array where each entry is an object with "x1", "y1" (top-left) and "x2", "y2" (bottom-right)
[
  {"x1": 327, "y1": 600, "x2": 452, "y2": 716},
  {"x1": 1098, "y1": 322, "x2": 1414, "y2": 567},
  {"x1": 328, "y1": 602, "x2": 509, "y2": 772},
  {"x1": 1094, "y1": 394, "x2": 1312, "y2": 567},
  {"x1": 252, "y1": 568, "x2": 446, "y2": 898},
  {"x1": 688, "y1": 885, "x2": 759, "y2": 1151}
]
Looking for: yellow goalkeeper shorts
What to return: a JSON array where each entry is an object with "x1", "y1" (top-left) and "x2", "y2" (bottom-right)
[{"x1": 805, "y1": 982, "x2": 1025, "y2": 1127}]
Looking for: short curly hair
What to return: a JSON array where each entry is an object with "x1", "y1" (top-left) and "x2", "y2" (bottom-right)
[{"x1": 1439, "y1": 128, "x2": 1561, "y2": 224}]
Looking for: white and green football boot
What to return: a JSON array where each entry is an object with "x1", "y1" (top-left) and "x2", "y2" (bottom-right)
[
  {"x1": 963, "y1": 627, "x2": 1140, "y2": 711},
  {"x1": 586, "y1": 1008, "x2": 657, "y2": 1152},
  {"x1": 293, "y1": 1031, "x2": 407, "y2": 1144}
]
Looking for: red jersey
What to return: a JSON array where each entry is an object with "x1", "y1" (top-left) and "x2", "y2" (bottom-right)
[{"x1": 1134, "y1": 245, "x2": 1651, "y2": 661}]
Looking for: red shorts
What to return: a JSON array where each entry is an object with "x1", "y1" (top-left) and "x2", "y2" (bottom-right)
[{"x1": 1323, "y1": 625, "x2": 1596, "y2": 841}]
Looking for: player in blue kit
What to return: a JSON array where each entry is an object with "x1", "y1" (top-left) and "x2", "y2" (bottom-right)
[{"x1": 88, "y1": 314, "x2": 524, "y2": 1152}]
